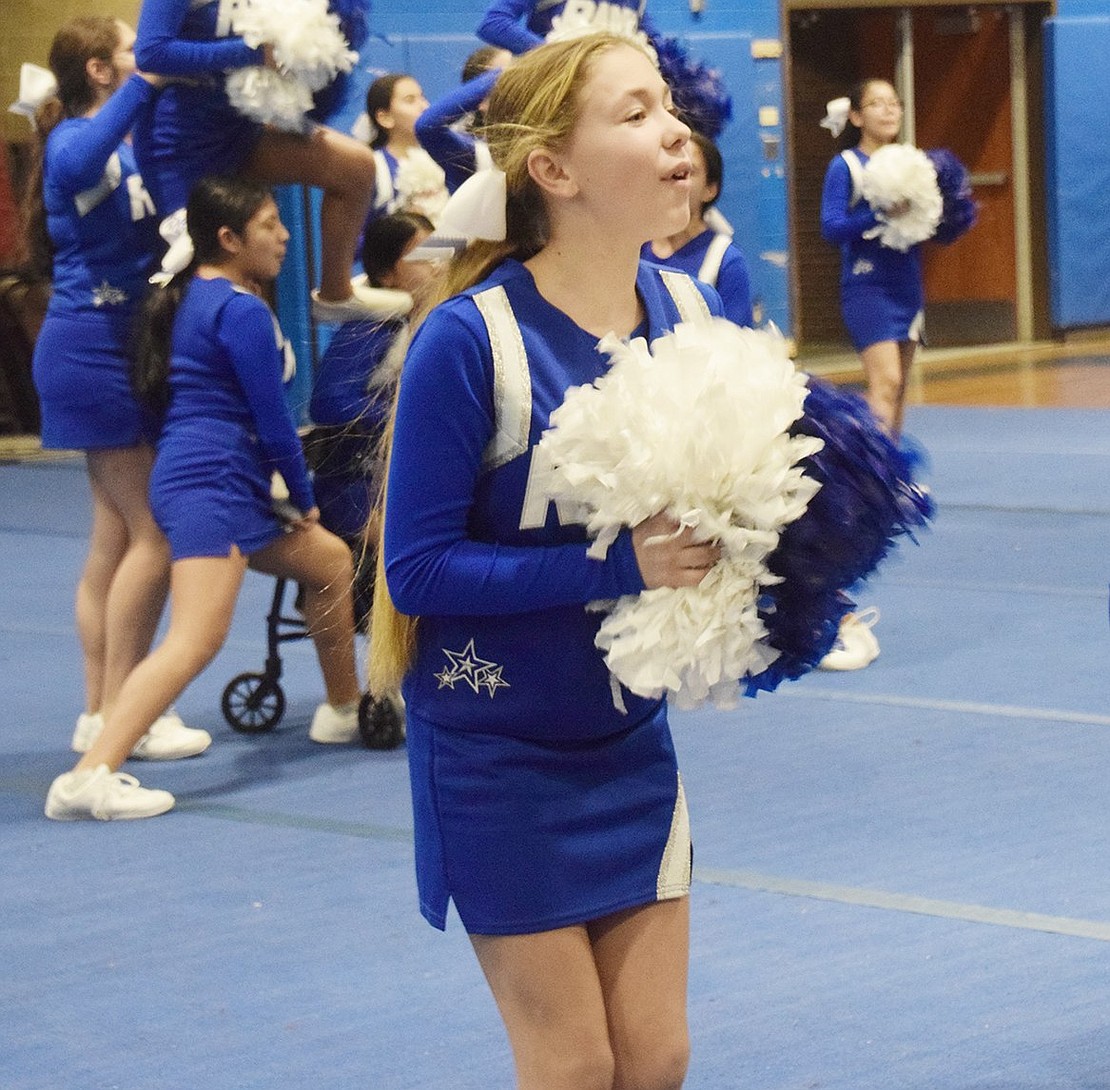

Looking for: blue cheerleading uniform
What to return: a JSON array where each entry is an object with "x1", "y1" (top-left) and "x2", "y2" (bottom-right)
[
  {"x1": 384, "y1": 258, "x2": 719, "y2": 933},
  {"x1": 149, "y1": 276, "x2": 312, "y2": 560},
  {"x1": 308, "y1": 317, "x2": 398, "y2": 537},
  {"x1": 415, "y1": 70, "x2": 499, "y2": 193},
  {"x1": 642, "y1": 227, "x2": 753, "y2": 327},
  {"x1": 32, "y1": 75, "x2": 161, "y2": 451},
  {"x1": 820, "y1": 148, "x2": 924, "y2": 352},
  {"x1": 132, "y1": 0, "x2": 264, "y2": 216},
  {"x1": 477, "y1": 0, "x2": 658, "y2": 54}
]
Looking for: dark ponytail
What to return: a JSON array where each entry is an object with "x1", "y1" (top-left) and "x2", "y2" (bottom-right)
[{"x1": 132, "y1": 175, "x2": 275, "y2": 411}]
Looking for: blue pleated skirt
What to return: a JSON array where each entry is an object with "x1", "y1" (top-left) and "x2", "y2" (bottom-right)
[
  {"x1": 405, "y1": 701, "x2": 691, "y2": 935},
  {"x1": 33, "y1": 313, "x2": 154, "y2": 451},
  {"x1": 150, "y1": 418, "x2": 284, "y2": 561},
  {"x1": 841, "y1": 283, "x2": 924, "y2": 352}
]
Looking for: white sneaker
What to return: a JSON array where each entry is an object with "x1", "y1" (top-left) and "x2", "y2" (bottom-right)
[
  {"x1": 818, "y1": 608, "x2": 881, "y2": 671},
  {"x1": 45, "y1": 765, "x2": 175, "y2": 821},
  {"x1": 71, "y1": 708, "x2": 212, "y2": 760},
  {"x1": 71, "y1": 712, "x2": 104, "y2": 754},
  {"x1": 308, "y1": 700, "x2": 360, "y2": 744},
  {"x1": 311, "y1": 283, "x2": 412, "y2": 324}
]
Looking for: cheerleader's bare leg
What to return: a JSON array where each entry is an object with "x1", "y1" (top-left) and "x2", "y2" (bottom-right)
[
  {"x1": 245, "y1": 126, "x2": 376, "y2": 304},
  {"x1": 84, "y1": 444, "x2": 171, "y2": 715},
  {"x1": 76, "y1": 552, "x2": 248, "y2": 772},
  {"x1": 470, "y1": 897, "x2": 691, "y2": 1090},
  {"x1": 249, "y1": 524, "x2": 361, "y2": 708},
  {"x1": 859, "y1": 338, "x2": 916, "y2": 437}
]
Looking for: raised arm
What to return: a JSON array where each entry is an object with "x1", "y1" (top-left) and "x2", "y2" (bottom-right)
[
  {"x1": 415, "y1": 69, "x2": 500, "y2": 192},
  {"x1": 476, "y1": 0, "x2": 543, "y2": 55},
  {"x1": 46, "y1": 75, "x2": 158, "y2": 195},
  {"x1": 135, "y1": 0, "x2": 262, "y2": 76}
]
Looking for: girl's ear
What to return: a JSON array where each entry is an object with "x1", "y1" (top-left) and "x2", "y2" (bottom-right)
[
  {"x1": 527, "y1": 147, "x2": 577, "y2": 200},
  {"x1": 375, "y1": 108, "x2": 394, "y2": 134},
  {"x1": 85, "y1": 55, "x2": 113, "y2": 89},
  {"x1": 216, "y1": 224, "x2": 241, "y2": 255}
]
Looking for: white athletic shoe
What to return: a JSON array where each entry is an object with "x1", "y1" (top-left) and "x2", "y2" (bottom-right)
[
  {"x1": 71, "y1": 708, "x2": 212, "y2": 760},
  {"x1": 308, "y1": 700, "x2": 360, "y2": 744},
  {"x1": 311, "y1": 282, "x2": 412, "y2": 324},
  {"x1": 818, "y1": 608, "x2": 881, "y2": 671},
  {"x1": 45, "y1": 765, "x2": 175, "y2": 821}
]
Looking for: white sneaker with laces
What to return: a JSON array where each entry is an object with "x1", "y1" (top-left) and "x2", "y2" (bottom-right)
[
  {"x1": 309, "y1": 700, "x2": 360, "y2": 744},
  {"x1": 818, "y1": 607, "x2": 881, "y2": 671},
  {"x1": 71, "y1": 708, "x2": 212, "y2": 760},
  {"x1": 45, "y1": 764, "x2": 175, "y2": 821},
  {"x1": 311, "y1": 282, "x2": 412, "y2": 324}
]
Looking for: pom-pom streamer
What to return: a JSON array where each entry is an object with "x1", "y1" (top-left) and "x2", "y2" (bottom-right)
[{"x1": 926, "y1": 147, "x2": 978, "y2": 245}]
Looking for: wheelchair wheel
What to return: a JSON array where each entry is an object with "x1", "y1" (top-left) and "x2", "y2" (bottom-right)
[
  {"x1": 358, "y1": 692, "x2": 405, "y2": 750},
  {"x1": 222, "y1": 672, "x2": 286, "y2": 733}
]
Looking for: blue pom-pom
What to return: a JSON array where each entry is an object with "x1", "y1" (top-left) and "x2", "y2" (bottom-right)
[
  {"x1": 650, "y1": 34, "x2": 733, "y2": 139},
  {"x1": 744, "y1": 377, "x2": 935, "y2": 695},
  {"x1": 926, "y1": 148, "x2": 977, "y2": 244}
]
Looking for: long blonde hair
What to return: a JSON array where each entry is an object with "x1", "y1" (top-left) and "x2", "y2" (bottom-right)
[{"x1": 368, "y1": 33, "x2": 638, "y2": 695}]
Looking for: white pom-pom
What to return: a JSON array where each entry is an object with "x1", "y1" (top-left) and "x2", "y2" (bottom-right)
[
  {"x1": 225, "y1": 0, "x2": 357, "y2": 130},
  {"x1": 394, "y1": 149, "x2": 448, "y2": 223},
  {"x1": 860, "y1": 143, "x2": 943, "y2": 252},
  {"x1": 225, "y1": 67, "x2": 315, "y2": 132},
  {"x1": 538, "y1": 319, "x2": 824, "y2": 709}
]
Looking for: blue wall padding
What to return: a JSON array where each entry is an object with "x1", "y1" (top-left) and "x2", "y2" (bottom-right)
[{"x1": 1043, "y1": 17, "x2": 1110, "y2": 329}]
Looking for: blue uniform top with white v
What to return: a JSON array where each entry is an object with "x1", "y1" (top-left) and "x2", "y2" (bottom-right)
[
  {"x1": 415, "y1": 70, "x2": 499, "y2": 193},
  {"x1": 642, "y1": 228, "x2": 753, "y2": 326},
  {"x1": 132, "y1": 0, "x2": 264, "y2": 215},
  {"x1": 820, "y1": 148, "x2": 924, "y2": 351},
  {"x1": 386, "y1": 258, "x2": 718, "y2": 740},
  {"x1": 388, "y1": 258, "x2": 716, "y2": 933},
  {"x1": 149, "y1": 276, "x2": 313, "y2": 560},
  {"x1": 32, "y1": 74, "x2": 160, "y2": 451},
  {"x1": 477, "y1": 0, "x2": 657, "y2": 54},
  {"x1": 41, "y1": 74, "x2": 159, "y2": 318}
]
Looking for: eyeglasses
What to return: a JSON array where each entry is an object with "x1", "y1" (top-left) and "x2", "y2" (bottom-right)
[{"x1": 861, "y1": 98, "x2": 903, "y2": 112}]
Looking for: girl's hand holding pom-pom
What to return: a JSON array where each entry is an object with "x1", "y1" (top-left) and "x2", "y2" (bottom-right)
[{"x1": 633, "y1": 513, "x2": 721, "y2": 590}]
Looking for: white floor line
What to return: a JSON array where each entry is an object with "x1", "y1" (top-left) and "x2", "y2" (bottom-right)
[
  {"x1": 695, "y1": 866, "x2": 1110, "y2": 941},
  {"x1": 781, "y1": 686, "x2": 1110, "y2": 727}
]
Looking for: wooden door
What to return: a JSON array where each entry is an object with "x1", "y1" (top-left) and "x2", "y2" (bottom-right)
[{"x1": 913, "y1": 6, "x2": 1017, "y2": 344}]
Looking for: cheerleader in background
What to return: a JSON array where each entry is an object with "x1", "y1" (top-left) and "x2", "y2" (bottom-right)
[
  {"x1": 309, "y1": 210, "x2": 440, "y2": 624},
  {"x1": 45, "y1": 176, "x2": 366, "y2": 822},
  {"x1": 24, "y1": 16, "x2": 210, "y2": 764},
  {"x1": 414, "y1": 46, "x2": 512, "y2": 193},
  {"x1": 818, "y1": 78, "x2": 919, "y2": 671},
  {"x1": 643, "y1": 129, "x2": 753, "y2": 327},
  {"x1": 372, "y1": 33, "x2": 720, "y2": 1088},
  {"x1": 131, "y1": 0, "x2": 410, "y2": 324},
  {"x1": 477, "y1": 0, "x2": 658, "y2": 54},
  {"x1": 361, "y1": 73, "x2": 448, "y2": 225}
]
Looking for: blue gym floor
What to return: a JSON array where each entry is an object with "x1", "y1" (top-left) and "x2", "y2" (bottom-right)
[{"x1": 3, "y1": 404, "x2": 1109, "y2": 1089}]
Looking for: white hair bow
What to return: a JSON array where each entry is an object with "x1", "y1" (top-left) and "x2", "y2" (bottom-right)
[
  {"x1": 8, "y1": 63, "x2": 58, "y2": 121},
  {"x1": 434, "y1": 168, "x2": 508, "y2": 243},
  {"x1": 820, "y1": 96, "x2": 851, "y2": 139},
  {"x1": 149, "y1": 209, "x2": 195, "y2": 287}
]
